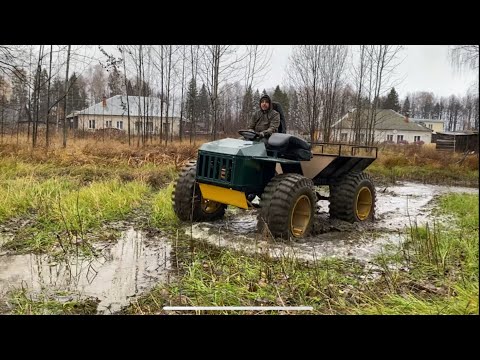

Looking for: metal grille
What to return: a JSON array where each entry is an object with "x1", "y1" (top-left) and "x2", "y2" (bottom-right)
[{"x1": 197, "y1": 153, "x2": 233, "y2": 184}]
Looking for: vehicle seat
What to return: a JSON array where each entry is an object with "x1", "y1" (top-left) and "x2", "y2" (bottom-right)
[{"x1": 266, "y1": 133, "x2": 312, "y2": 161}]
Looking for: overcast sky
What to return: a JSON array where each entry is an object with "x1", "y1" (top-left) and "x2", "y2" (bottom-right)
[{"x1": 263, "y1": 45, "x2": 478, "y2": 98}]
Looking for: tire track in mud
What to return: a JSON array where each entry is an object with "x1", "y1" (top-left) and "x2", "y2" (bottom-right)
[{"x1": 183, "y1": 181, "x2": 478, "y2": 262}]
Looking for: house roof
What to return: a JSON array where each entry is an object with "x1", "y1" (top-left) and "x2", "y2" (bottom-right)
[
  {"x1": 333, "y1": 108, "x2": 432, "y2": 133},
  {"x1": 411, "y1": 118, "x2": 445, "y2": 124},
  {"x1": 436, "y1": 130, "x2": 478, "y2": 136},
  {"x1": 67, "y1": 95, "x2": 180, "y2": 118}
]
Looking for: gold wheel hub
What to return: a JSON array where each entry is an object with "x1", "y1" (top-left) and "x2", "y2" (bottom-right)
[
  {"x1": 201, "y1": 197, "x2": 223, "y2": 214},
  {"x1": 356, "y1": 186, "x2": 372, "y2": 220},
  {"x1": 290, "y1": 195, "x2": 312, "y2": 237}
]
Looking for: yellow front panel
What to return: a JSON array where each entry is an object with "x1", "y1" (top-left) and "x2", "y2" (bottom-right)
[{"x1": 199, "y1": 183, "x2": 248, "y2": 209}]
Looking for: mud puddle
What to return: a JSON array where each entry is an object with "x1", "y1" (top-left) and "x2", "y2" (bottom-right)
[
  {"x1": 0, "y1": 227, "x2": 171, "y2": 314},
  {"x1": 186, "y1": 181, "x2": 478, "y2": 262}
]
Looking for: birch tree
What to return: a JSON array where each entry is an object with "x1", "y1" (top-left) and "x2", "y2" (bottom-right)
[
  {"x1": 62, "y1": 45, "x2": 71, "y2": 148},
  {"x1": 287, "y1": 45, "x2": 323, "y2": 142},
  {"x1": 199, "y1": 45, "x2": 246, "y2": 140}
]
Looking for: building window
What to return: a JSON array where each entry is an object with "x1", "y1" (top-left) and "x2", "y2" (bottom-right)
[
  {"x1": 89, "y1": 120, "x2": 95, "y2": 129},
  {"x1": 106, "y1": 120, "x2": 112, "y2": 128},
  {"x1": 397, "y1": 135, "x2": 404, "y2": 143},
  {"x1": 116, "y1": 121, "x2": 123, "y2": 130},
  {"x1": 428, "y1": 124, "x2": 433, "y2": 129},
  {"x1": 414, "y1": 136, "x2": 421, "y2": 142},
  {"x1": 359, "y1": 134, "x2": 365, "y2": 142},
  {"x1": 340, "y1": 133, "x2": 348, "y2": 142},
  {"x1": 147, "y1": 122, "x2": 153, "y2": 132},
  {"x1": 387, "y1": 135, "x2": 393, "y2": 141}
]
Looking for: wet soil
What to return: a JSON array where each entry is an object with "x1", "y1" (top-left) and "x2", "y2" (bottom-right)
[
  {"x1": 185, "y1": 181, "x2": 478, "y2": 262},
  {"x1": 0, "y1": 180, "x2": 476, "y2": 314}
]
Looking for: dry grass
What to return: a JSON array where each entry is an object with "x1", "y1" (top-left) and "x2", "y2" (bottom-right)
[
  {"x1": 0, "y1": 134, "x2": 203, "y2": 170},
  {"x1": 376, "y1": 143, "x2": 478, "y2": 171}
]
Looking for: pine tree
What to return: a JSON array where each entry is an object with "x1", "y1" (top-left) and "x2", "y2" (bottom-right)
[
  {"x1": 126, "y1": 80, "x2": 134, "y2": 96},
  {"x1": 433, "y1": 102, "x2": 441, "y2": 119},
  {"x1": 185, "y1": 78, "x2": 198, "y2": 122},
  {"x1": 67, "y1": 73, "x2": 88, "y2": 114},
  {"x1": 383, "y1": 88, "x2": 400, "y2": 112},
  {"x1": 288, "y1": 89, "x2": 300, "y2": 132},
  {"x1": 10, "y1": 69, "x2": 28, "y2": 119},
  {"x1": 108, "y1": 68, "x2": 123, "y2": 96},
  {"x1": 402, "y1": 96, "x2": 411, "y2": 116},
  {"x1": 198, "y1": 84, "x2": 210, "y2": 132},
  {"x1": 253, "y1": 89, "x2": 261, "y2": 110},
  {"x1": 241, "y1": 85, "x2": 254, "y2": 127},
  {"x1": 38, "y1": 68, "x2": 49, "y2": 121},
  {"x1": 272, "y1": 85, "x2": 290, "y2": 119}
]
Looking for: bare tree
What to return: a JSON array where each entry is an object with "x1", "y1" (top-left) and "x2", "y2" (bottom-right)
[
  {"x1": 244, "y1": 45, "x2": 271, "y2": 92},
  {"x1": 0, "y1": 75, "x2": 6, "y2": 143},
  {"x1": 199, "y1": 45, "x2": 247, "y2": 140},
  {"x1": 32, "y1": 45, "x2": 45, "y2": 147},
  {"x1": 364, "y1": 45, "x2": 404, "y2": 145},
  {"x1": 178, "y1": 46, "x2": 187, "y2": 142},
  {"x1": 118, "y1": 46, "x2": 132, "y2": 146},
  {"x1": 63, "y1": 45, "x2": 71, "y2": 148},
  {"x1": 287, "y1": 45, "x2": 323, "y2": 142},
  {"x1": 449, "y1": 45, "x2": 479, "y2": 71},
  {"x1": 318, "y1": 45, "x2": 348, "y2": 142},
  {"x1": 189, "y1": 45, "x2": 200, "y2": 144},
  {"x1": 349, "y1": 45, "x2": 368, "y2": 144},
  {"x1": 0, "y1": 46, "x2": 28, "y2": 80},
  {"x1": 46, "y1": 45, "x2": 53, "y2": 148}
]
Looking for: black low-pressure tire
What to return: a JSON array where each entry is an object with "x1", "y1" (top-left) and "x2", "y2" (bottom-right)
[
  {"x1": 257, "y1": 173, "x2": 316, "y2": 239},
  {"x1": 329, "y1": 172, "x2": 376, "y2": 223},
  {"x1": 172, "y1": 161, "x2": 226, "y2": 221}
]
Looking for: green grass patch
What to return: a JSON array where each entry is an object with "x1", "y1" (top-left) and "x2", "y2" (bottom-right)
[
  {"x1": 0, "y1": 177, "x2": 76, "y2": 222},
  {"x1": 357, "y1": 192, "x2": 479, "y2": 314},
  {"x1": 354, "y1": 281, "x2": 478, "y2": 315},
  {"x1": 7, "y1": 289, "x2": 98, "y2": 315},
  {"x1": 2, "y1": 179, "x2": 149, "y2": 253},
  {"x1": 124, "y1": 241, "x2": 365, "y2": 315},
  {"x1": 151, "y1": 182, "x2": 179, "y2": 230}
]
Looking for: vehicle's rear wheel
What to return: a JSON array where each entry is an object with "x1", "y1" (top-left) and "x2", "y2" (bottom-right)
[
  {"x1": 329, "y1": 172, "x2": 375, "y2": 223},
  {"x1": 258, "y1": 173, "x2": 316, "y2": 239},
  {"x1": 172, "y1": 161, "x2": 226, "y2": 221}
]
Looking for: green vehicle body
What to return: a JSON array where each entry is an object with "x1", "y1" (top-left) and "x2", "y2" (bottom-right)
[{"x1": 173, "y1": 133, "x2": 378, "y2": 239}]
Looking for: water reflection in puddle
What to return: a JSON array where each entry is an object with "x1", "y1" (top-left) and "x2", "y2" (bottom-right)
[{"x1": 0, "y1": 227, "x2": 171, "y2": 314}]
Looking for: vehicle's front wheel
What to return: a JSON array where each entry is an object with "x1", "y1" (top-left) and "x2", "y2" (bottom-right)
[{"x1": 172, "y1": 161, "x2": 226, "y2": 221}]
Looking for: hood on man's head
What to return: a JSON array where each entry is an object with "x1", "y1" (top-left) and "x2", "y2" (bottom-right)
[{"x1": 259, "y1": 94, "x2": 271, "y2": 107}]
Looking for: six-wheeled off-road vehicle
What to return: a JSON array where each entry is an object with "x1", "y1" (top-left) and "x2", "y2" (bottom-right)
[{"x1": 172, "y1": 129, "x2": 377, "y2": 239}]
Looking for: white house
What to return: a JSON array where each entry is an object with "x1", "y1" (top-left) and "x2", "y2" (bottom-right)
[
  {"x1": 332, "y1": 108, "x2": 433, "y2": 144},
  {"x1": 67, "y1": 95, "x2": 183, "y2": 136},
  {"x1": 410, "y1": 118, "x2": 444, "y2": 133}
]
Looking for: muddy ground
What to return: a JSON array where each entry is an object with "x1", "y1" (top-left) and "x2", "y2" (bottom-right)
[{"x1": 0, "y1": 181, "x2": 477, "y2": 314}]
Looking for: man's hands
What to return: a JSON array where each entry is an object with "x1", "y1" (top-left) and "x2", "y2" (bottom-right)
[{"x1": 256, "y1": 131, "x2": 265, "y2": 139}]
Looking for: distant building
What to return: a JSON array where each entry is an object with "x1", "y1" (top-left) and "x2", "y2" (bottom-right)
[
  {"x1": 432, "y1": 130, "x2": 479, "y2": 152},
  {"x1": 332, "y1": 109, "x2": 433, "y2": 144},
  {"x1": 410, "y1": 118, "x2": 444, "y2": 133},
  {"x1": 66, "y1": 95, "x2": 185, "y2": 136}
]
